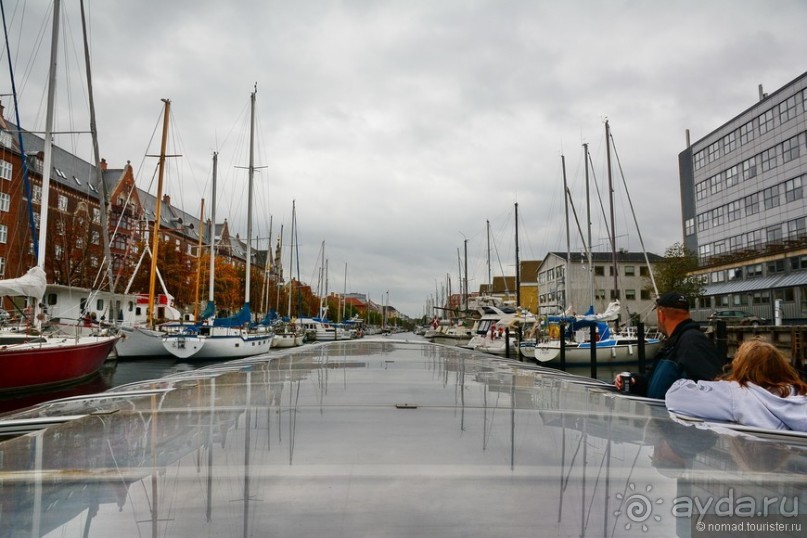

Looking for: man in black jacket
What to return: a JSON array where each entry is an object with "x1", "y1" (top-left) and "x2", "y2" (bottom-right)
[{"x1": 615, "y1": 291, "x2": 726, "y2": 398}]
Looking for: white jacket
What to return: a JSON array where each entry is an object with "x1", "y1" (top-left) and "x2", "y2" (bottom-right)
[{"x1": 665, "y1": 379, "x2": 807, "y2": 431}]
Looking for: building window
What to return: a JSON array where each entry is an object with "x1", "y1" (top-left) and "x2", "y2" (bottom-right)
[
  {"x1": 767, "y1": 259, "x2": 786, "y2": 274},
  {"x1": 55, "y1": 244, "x2": 63, "y2": 260},
  {"x1": 624, "y1": 266, "x2": 635, "y2": 276},
  {"x1": 746, "y1": 263, "x2": 763, "y2": 278},
  {"x1": 745, "y1": 230, "x2": 762, "y2": 249},
  {"x1": 779, "y1": 95, "x2": 798, "y2": 123},
  {"x1": 594, "y1": 266, "x2": 604, "y2": 276},
  {"x1": 694, "y1": 150, "x2": 706, "y2": 170},
  {"x1": 733, "y1": 294, "x2": 749, "y2": 306},
  {"x1": 91, "y1": 231, "x2": 100, "y2": 245},
  {"x1": 722, "y1": 131, "x2": 737, "y2": 154},
  {"x1": 0, "y1": 257, "x2": 4, "y2": 276},
  {"x1": 758, "y1": 108, "x2": 775, "y2": 135},
  {"x1": 711, "y1": 205, "x2": 724, "y2": 227},
  {"x1": 595, "y1": 289, "x2": 606, "y2": 300},
  {"x1": 625, "y1": 289, "x2": 636, "y2": 300},
  {"x1": 707, "y1": 141, "x2": 720, "y2": 163},
  {"x1": 640, "y1": 289, "x2": 651, "y2": 300},
  {"x1": 57, "y1": 194, "x2": 68, "y2": 211},
  {"x1": 729, "y1": 235, "x2": 744, "y2": 252},
  {"x1": 610, "y1": 289, "x2": 620, "y2": 300},
  {"x1": 727, "y1": 200, "x2": 742, "y2": 222},
  {"x1": 744, "y1": 193, "x2": 759, "y2": 215},
  {"x1": 786, "y1": 217, "x2": 806, "y2": 240},
  {"x1": 695, "y1": 180, "x2": 708, "y2": 201},
  {"x1": 752, "y1": 292, "x2": 770, "y2": 305},
  {"x1": 782, "y1": 134, "x2": 802, "y2": 162},
  {"x1": 92, "y1": 208, "x2": 100, "y2": 223},
  {"x1": 760, "y1": 147, "x2": 777, "y2": 172},
  {"x1": 710, "y1": 271, "x2": 725, "y2": 283},
  {"x1": 709, "y1": 174, "x2": 722, "y2": 195},
  {"x1": 697, "y1": 212, "x2": 709, "y2": 232},
  {"x1": 0, "y1": 160, "x2": 11, "y2": 180},
  {"x1": 0, "y1": 224, "x2": 6, "y2": 244},
  {"x1": 784, "y1": 176, "x2": 803, "y2": 203},
  {"x1": 640, "y1": 266, "x2": 649, "y2": 277},
  {"x1": 728, "y1": 267, "x2": 743, "y2": 280},
  {"x1": 685, "y1": 218, "x2": 695, "y2": 236},
  {"x1": 699, "y1": 243, "x2": 712, "y2": 259},
  {"x1": 725, "y1": 165, "x2": 739, "y2": 187},
  {"x1": 32, "y1": 185, "x2": 42, "y2": 203},
  {"x1": 739, "y1": 119, "x2": 756, "y2": 145},
  {"x1": 742, "y1": 156, "x2": 757, "y2": 180},
  {"x1": 0, "y1": 192, "x2": 9, "y2": 212},
  {"x1": 791, "y1": 255, "x2": 807, "y2": 270},
  {"x1": 763, "y1": 185, "x2": 780, "y2": 209},
  {"x1": 773, "y1": 288, "x2": 795, "y2": 302},
  {"x1": 766, "y1": 224, "x2": 782, "y2": 244}
]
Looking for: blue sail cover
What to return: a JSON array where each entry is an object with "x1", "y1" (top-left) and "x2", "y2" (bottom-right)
[
  {"x1": 259, "y1": 309, "x2": 278, "y2": 326},
  {"x1": 213, "y1": 304, "x2": 251, "y2": 327},
  {"x1": 199, "y1": 300, "x2": 216, "y2": 321}
]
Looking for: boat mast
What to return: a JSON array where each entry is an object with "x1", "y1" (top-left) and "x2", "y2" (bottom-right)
[
  {"x1": 486, "y1": 219, "x2": 491, "y2": 290},
  {"x1": 208, "y1": 152, "x2": 217, "y2": 314},
  {"x1": 584, "y1": 143, "x2": 594, "y2": 309},
  {"x1": 146, "y1": 99, "x2": 170, "y2": 328},
  {"x1": 514, "y1": 202, "x2": 520, "y2": 307},
  {"x1": 287, "y1": 201, "x2": 295, "y2": 318},
  {"x1": 32, "y1": 0, "x2": 61, "y2": 329},
  {"x1": 561, "y1": 155, "x2": 570, "y2": 313},
  {"x1": 245, "y1": 89, "x2": 256, "y2": 313},
  {"x1": 80, "y1": 0, "x2": 115, "y2": 323},
  {"x1": 193, "y1": 198, "x2": 205, "y2": 320},
  {"x1": 605, "y1": 119, "x2": 619, "y2": 328}
]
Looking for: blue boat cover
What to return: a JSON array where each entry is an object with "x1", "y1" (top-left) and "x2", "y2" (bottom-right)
[{"x1": 213, "y1": 303, "x2": 251, "y2": 327}]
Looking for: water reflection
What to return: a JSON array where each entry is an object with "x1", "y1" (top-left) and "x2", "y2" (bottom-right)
[{"x1": 0, "y1": 340, "x2": 803, "y2": 537}]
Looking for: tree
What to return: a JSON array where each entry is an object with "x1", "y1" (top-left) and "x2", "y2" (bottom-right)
[{"x1": 649, "y1": 242, "x2": 704, "y2": 299}]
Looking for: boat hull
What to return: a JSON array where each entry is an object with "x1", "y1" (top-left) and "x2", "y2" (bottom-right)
[
  {"x1": 163, "y1": 331, "x2": 273, "y2": 360},
  {"x1": 272, "y1": 333, "x2": 304, "y2": 348},
  {"x1": 115, "y1": 326, "x2": 174, "y2": 358},
  {"x1": 0, "y1": 336, "x2": 119, "y2": 393},
  {"x1": 534, "y1": 340, "x2": 662, "y2": 365}
]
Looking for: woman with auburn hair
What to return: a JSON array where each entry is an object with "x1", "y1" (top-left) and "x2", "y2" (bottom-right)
[{"x1": 665, "y1": 339, "x2": 807, "y2": 431}]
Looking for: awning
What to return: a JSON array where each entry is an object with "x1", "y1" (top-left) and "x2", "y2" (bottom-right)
[{"x1": 703, "y1": 271, "x2": 807, "y2": 296}]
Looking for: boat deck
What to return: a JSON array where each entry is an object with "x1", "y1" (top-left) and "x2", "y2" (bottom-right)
[{"x1": 0, "y1": 339, "x2": 804, "y2": 536}]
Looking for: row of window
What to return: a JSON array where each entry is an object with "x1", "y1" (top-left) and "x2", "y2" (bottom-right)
[
  {"x1": 687, "y1": 174, "x2": 803, "y2": 235},
  {"x1": 700, "y1": 255, "x2": 807, "y2": 284},
  {"x1": 538, "y1": 264, "x2": 650, "y2": 283},
  {"x1": 694, "y1": 88, "x2": 807, "y2": 170},
  {"x1": 697, "y1": 216, "x2": 806, "y2": 261},
  {"x1": 539, "y1": 288, "x2": 652, "y2": 304},
  {"x1": 695, "y1": 132, "x2": 805, "y2": 202}
]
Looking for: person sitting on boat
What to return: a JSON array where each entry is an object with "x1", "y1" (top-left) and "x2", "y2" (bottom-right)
[
  {"x1": 614, "y1": 291, "x2": 724, "y2": 398},
  {"x1": 666, "y1": 339, "x2": 807, "y2": 431}
]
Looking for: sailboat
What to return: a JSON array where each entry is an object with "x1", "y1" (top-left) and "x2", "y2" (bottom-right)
[
  {"x1": 534, "y1": 127, "x2": 661, "y2": 365},
  {"x1": 162, "y1": 89, "x2": 273, "y2": 360},
  {"x1": 272, "y1": 202, "x2": 304, "y2": 348},
  {"x1": 113, "y1": 101, "x2": 186, "y2": 358},
  {"x1": 0, "y1": 0, "x2": 119, "y2": 392},
  {"x1": 297, "y1": 241, "x2": 348, "y2": 341}
]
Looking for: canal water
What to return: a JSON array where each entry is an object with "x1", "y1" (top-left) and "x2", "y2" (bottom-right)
[{"x1": 0, "y1": 334, "x2": 627, "y2": 416}]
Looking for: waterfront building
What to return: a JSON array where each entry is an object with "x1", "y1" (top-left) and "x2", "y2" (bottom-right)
[
  {"x1": 536, "y1": 251, "x2": 662, "y2": 325},
  {"x1": 679, "y1": 72, "x2": 807, "y2": 323}
]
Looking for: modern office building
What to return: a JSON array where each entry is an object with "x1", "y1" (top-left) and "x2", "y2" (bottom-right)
[{"x1": 679, "y1": 71, "x2": 807, "y2": 323}]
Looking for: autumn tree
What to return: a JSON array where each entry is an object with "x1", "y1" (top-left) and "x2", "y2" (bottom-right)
[{"x1": 649, "y1": 242, "x2": 704, "y2": 299}]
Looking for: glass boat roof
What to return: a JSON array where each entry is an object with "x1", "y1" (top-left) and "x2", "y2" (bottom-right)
[{"x1": 0, "y1": 340, "x2": 805, "y2": 537}]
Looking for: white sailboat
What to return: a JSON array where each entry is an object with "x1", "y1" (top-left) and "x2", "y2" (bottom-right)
[
  {"x1": 163, "y1": 89, "x2": 273, "y2": 360},
  {"x1": 534, "y1": 128, "x2": 661, "y2": 365},
  {"x1": 272, "y1": 203, "x2": 304, "y2": 348}
]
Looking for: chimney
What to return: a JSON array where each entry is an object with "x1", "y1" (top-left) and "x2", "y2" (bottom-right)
[
  {"x1": 758, "y1": 84, "x2": 768, "y2": 101},
  {"x1": 100, "y1": 158, "x2": 107, "y2": 171},
  {"x1": 685, "y1": 128, "x2": 691, "y2": 148},
  {"x1": 163, "y1": 194, "x2": 171, "y2": 205}
]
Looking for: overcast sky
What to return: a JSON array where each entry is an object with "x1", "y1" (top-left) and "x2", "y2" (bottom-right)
[{"x1": 3, "y1": 0, "x2": 807, "y2": 318}]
